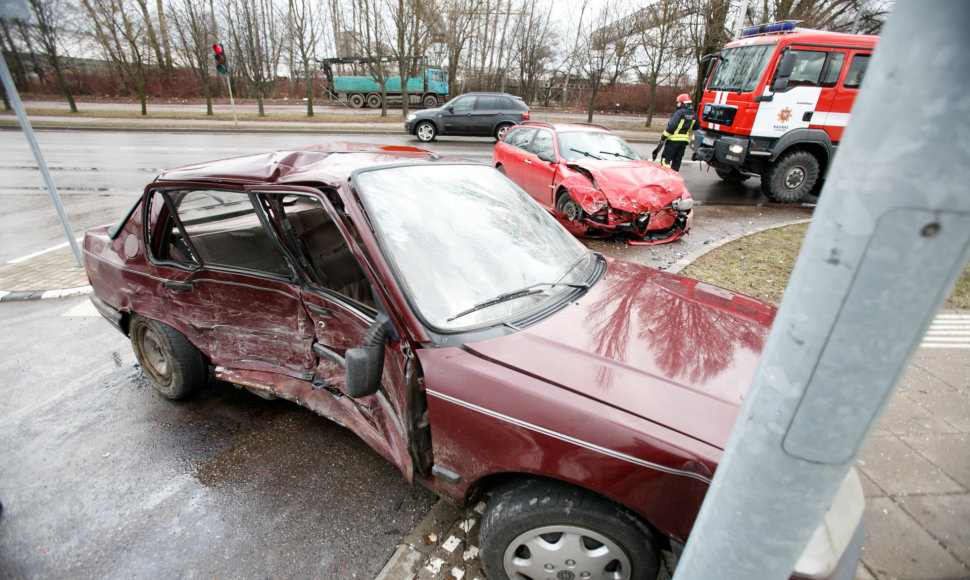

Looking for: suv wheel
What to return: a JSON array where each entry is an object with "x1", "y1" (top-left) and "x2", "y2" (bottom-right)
[{"x1": 494, "y1": 123, "x2": 513, "y2": 141}]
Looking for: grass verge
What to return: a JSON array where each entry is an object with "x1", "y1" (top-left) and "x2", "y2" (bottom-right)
[{"x1": 680, "y1": 222, "x2": 970, "y2": 310}]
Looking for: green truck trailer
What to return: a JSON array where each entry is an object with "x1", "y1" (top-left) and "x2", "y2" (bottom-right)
[{"x1": 320, "y1": 57, "x2": 449, "y2": 109}]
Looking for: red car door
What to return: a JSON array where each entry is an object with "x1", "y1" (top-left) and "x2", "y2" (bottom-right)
[{"x1": 520, "y1": 128, "x2": 559, "y2": 208}]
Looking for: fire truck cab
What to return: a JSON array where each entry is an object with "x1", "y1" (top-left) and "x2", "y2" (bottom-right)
[{"x1": 691, "y1": 22, "x2": 878, "y2": 202}]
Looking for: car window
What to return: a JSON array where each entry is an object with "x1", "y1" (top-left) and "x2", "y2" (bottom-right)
[
  {"x1": 451, "y1": 96, "x2": 475, "y2": 112},
  {"x1": 354, "y1": 164, "x2": 591, "y2": 331},
  {"x1": 504, "y1": 127, "x2": 536, "y2": 150},
  {"x1": 821, "y1": 52, "x2": 845, "y2": 87},
  {"x1": 844, "y1": 54, "x2": 869, "y2": 89},
  {"x1": 786, "y1": 49, "x2": 828, "y2": 87},
  {"x1": 476, "y1": 96, "x2": 501, "y2": 110},
  {"x1": 557, "y1": 131, "x2": 640, "y2": 161},
  {"x1": 264, "y1": 192, "x2": 375, "y2": 308},
  {"x1": 530, "y1": 130, "x2": 555, "y2": 159},
  {"x1": 150, "y1": 189, "x2": 291, "y2": 277}
]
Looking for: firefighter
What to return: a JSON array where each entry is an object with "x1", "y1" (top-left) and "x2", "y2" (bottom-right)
[{"x1": 657, "y1": 94, "x2": 698, "y2": 172}]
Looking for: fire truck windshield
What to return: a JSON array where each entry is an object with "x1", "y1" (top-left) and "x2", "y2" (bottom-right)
[{"x1": 707, "y1": 44, "x2": 775, "y2": 93}]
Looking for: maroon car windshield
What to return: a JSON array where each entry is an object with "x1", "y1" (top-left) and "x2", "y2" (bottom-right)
[{"x1": 354, "y1": 164, "x2": 593, "y2": 331}]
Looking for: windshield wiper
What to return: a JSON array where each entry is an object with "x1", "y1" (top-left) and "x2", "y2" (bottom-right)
[
  {"x1": 600, "y1": 150, "x2": 634, "y2": 159},
  {"x1": 571, "y1": 148, "x2": 603, "y2": 160},
  {"x1": 447, "y1": 281, "x2": 590, "y2": 322}
]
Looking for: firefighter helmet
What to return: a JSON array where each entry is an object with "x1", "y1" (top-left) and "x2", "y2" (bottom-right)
[{"x1": 676, "y1": 93, "x2": 692, "y2": 105}]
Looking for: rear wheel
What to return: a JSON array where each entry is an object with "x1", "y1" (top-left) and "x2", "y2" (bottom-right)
[
  {"x1": 348, "y1": 93, "x2": 365, "y2": 108},
  {"x1": 423, "y1": 94, "x2": 438, "y2": 108},
  {"x1": 415, "y1": 121, "x2": 437, "y2": 142},
  {"x1": 129, "y1": 316, "x2": 205, "y2": 400},
  {"x1": 495, "y1": 164, "x2": 505, "y2": 175},
  {"x1": 365, "y1": 93, "x2": 382, "y2": 108},
  {"x1": 494, "y1": 122, "x2": 514, "y2": 141},
  {"x1": 761, "y1": 150, "x2": 820, "y2": 203},
  {"x1": 480, "y1": 479, "x2": 661, "y2": 580}
]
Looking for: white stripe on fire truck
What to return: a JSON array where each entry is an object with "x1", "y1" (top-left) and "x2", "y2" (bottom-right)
[{"x1": 809, "y1": 111, "x2": 852, "y2": 128}]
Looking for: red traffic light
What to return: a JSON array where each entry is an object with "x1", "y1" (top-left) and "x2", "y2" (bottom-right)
[{"x1": 212, "y1": 43, "x2": 228, "y2": 74}]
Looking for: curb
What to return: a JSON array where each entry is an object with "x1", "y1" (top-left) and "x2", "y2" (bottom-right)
[
  {"x1": 0, "y1": 286, "x2": 92, "y2": 303},
  {"x1": 665, "y1": 217, "x2": 813, "y2": 274}
]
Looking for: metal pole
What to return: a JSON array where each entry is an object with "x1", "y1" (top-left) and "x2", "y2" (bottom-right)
[
  {"x1": 225, "y1": 74, "x2": 238, "y2": 128},
  {"x1": 0, "y1": 35, "x2": 82, "y2": 266},
  {"x1": 674, "y1": 2, "x2": 970, "y2": 579}
]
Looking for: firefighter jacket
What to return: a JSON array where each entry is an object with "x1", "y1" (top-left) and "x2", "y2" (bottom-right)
[{"x1": 663, "y1": 107, "x2": 698, "y2": 142}]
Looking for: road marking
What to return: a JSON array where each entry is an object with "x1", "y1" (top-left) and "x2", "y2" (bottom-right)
[
  {"x1": 922, "y1": 313, "x2": 970, "y2": 349},
  {"x1": 62, "y1": 299, "x2": 99, "y2": 317}
]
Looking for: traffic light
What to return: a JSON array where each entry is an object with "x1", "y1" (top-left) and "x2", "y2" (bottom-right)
[{"x1": 212, "y1": 44, "x2": 228, "y2": 74}]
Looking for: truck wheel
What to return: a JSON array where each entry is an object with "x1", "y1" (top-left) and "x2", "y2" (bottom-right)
[
  {"x1": 480, "y1": 479, "x2": 661, "y2": 580},
  {"x1": 415, "y1": 121, "x2": 437, "y2": 142},
  {"x1": 366, "y1": 93, "x2": 381, "y2": 108},
  {"x1": 422, "y1": 94, "x2": 438, "y2": 108},
  {"x1": 494, "y1": 122, "x2": 513, "y2": 141},
  {"x1": 762, "y1": 150, "x2": 820, "y2": 203},
  {"x1": 348, "y1": 93, "x2": 365, "y2": 108},
  {"x1": 715, "y1": 166, "x2": 751, "y2": 183},
  {"x1": 129, "y1": 316, "x2": 205, "y2": 400}
]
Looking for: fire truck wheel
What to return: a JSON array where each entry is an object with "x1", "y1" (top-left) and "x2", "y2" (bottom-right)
[
  {"x1": 715, "y1": 167, "x2": 751, "y2": 183},
  {"x1": 762, "y1": 150, "x2": 819, "y2": 203}
]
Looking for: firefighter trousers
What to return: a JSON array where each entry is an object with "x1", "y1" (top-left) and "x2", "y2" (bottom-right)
[{"x1": 661, "y1": 140, "x2": 688, "y2": 172}]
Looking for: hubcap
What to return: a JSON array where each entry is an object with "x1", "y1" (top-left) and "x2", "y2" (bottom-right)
[
  {"x1": 140, "y1": 329, "x2": 171, "y2": 383},
  {"x1": 417, "y1": 124, "x2": 433, "y2": 141},
  {"x1": 503, "y1": 525, "x2": 630, "y2": 580},
  {"x1": 560, "y1": 200, "x2": 582, "y2": 221},
  {"x1": 784, "y1": 166, "x2": 805, "y2": 190}
]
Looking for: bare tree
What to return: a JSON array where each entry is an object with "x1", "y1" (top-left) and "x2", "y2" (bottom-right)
[
  {"x1": 390, "y1": 0, "x2": 428, "y2": 116},
  {"x1": 511, "y1": 0, "x2": 555, "y2": 104},
  {"x1": 83, "y1": 0, "x2": 153, "y2": 115},
  {"x1": 433, "y1": 0, "x2": 482, "y2": 97},
  {"x1": 685, "y1": 0, "x2": 734, "y2": 104},
  {"x1": 223, "y1": 0, "x2": 283, "y2": 117},
  {"x1": 25, "y1": 0, "x2": 79, "y2": 112},
  {"x1": 1, "y1": 17, "x2": 31, "y2": 92},
  {"x1": 577, "y1": 1, "x2": 634, "y2": 122},
  {"x1": 135, "y1": 0, "x2": 170, "y2": 72},
  {"x1": 287, "y1": 0, "x2": 327, "y2": 117},
  {"x1": 746, "y1": 0, "x2": 891, "y2": 33},
  {"x1": 634, "y1": 0, "x2": 687, "y2": 126},
  {"x1": 170, "y1": 0, "x2": 216, "y2": 115}
]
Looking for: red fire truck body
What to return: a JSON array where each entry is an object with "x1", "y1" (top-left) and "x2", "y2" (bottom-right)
[{"x1": 691, "y1": 23, "x2": 879, "y2": 202}]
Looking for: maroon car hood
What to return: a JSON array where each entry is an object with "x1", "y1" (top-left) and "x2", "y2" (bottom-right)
[
  {"x1": 463, "y1": 258, "x2": 775, "y2": 449},
  {"x1": 564, "y1": 160, "x2": 689, "y2": 213}
]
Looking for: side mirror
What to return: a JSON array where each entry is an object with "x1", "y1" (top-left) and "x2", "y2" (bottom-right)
[
  {"x1": 771, "y1": 52, "x2": 796, "y2": 92},
  {"x1": 345, "y1": 345, "x2": 383, "y2": 398},
  {"x1": 772, "y1": 78, "x2": 790, "y2": 92}
]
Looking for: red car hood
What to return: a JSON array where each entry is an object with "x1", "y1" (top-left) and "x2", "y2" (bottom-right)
[
  {"x1": 564, "y1": 160, "x2": 689, "y2": 213},
  {"x1": 464, "y1": 258, "x2": 774, "y2": 449}
]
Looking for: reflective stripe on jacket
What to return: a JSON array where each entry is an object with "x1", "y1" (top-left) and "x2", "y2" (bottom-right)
[{"x1": 662, "y1": 108, "x2": 697, "y2": 142}]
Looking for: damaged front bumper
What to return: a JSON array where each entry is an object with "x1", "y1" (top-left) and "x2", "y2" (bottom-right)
[{"x1": 554, "y1": 205, "x2": 693, "y2": 245}]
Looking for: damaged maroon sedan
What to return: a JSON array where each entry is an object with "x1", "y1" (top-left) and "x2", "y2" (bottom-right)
[
  {"x1": 492, "y1": 122, "x2": 694, "y2": 245},
  {"x1": 84, "y1": 144, "x2": 863, "y2": 580}
]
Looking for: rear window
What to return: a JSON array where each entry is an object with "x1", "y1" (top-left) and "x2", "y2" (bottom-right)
[{"x1": 477, "y1": 96, "x2": 501, "y2": 110}]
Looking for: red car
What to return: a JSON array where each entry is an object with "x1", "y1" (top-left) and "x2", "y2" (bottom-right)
[
  {"x1": 493, "y1": 122, "x2": 694, "y2": 245},
  {"x1": 84, "y1": 143, "x2": 862, "y2": 580}
]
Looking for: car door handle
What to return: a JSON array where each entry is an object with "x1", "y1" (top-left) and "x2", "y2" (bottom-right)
[
  {"x1": 164, "y1": 281, "x2": 194, "y2": 293},
  {"x1": 306, "y1": 303, "x2": 333, "y2": 318},
  {"x1": 524, "y1": 159, "x2": 533, "y2": 164}
]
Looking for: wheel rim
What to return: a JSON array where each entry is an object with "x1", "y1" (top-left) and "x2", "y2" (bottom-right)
[
  {"x1": 558, "y1": 197, "x2": 583, "y2": 221},
  {"x1": 416, "y1": 123, "x2": 434, "y2": 141},
  {"x1": 784, "y1": 166, "x2": 806, "y2": 190},
  {"x1": 138, "y1": 327, "x2": 172, "y2": 385},
  {"x1": 503, "y1": 525, "x2": 632, "y2": 580},
  {"x1": 367, "y1": 95, "x2": 381, "y2": 108},
  {"x1": 497, "y1": 125, "x2": 511, "y2": 140}
]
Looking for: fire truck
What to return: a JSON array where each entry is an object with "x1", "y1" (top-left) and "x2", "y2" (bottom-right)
[{"x1": 690, "y1": 21, "x2": 879, "y2": 202}]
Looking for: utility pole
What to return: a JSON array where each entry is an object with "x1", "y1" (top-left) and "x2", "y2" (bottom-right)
[{"x1": 674, "y1": 2, "x2": 970, "y2": 578}]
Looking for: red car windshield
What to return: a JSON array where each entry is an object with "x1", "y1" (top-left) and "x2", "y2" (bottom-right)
[{"x1": 557, "y1": 131, "x2": 640, "y2": 162}]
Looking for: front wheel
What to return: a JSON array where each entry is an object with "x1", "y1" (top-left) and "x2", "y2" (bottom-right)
[
  {"x1": 480, "y1": 479, "x2": 661, "y2": 580},
  {"x1": 494, "y1": 122, "x2": 513, "y2": 141},
  {"x1": 761, "y1": 150, "x2": 820, "y2": 203},
  {"x1": 556, "y1": 189, "x2": 586, "y2": 222},
  {"x1": 415, "y1": 121, "x2": 437, "y2": 142},
  {"x1": 422, "y1": 94, "x2": 438, "y2": 108},
  {"x1": 129, "y1": 316, "x2": 205, "y2": 400}
]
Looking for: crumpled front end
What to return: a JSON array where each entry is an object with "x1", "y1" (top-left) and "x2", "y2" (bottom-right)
[{"x1": 554, "y1": 164, "x2": 694, "y2": 244}]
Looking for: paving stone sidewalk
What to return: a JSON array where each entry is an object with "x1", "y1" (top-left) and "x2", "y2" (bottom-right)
[{"x1": 0, "y1": 245, "x2": 90, "y2": 301}]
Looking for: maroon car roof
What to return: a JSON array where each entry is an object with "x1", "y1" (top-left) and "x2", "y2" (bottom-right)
[{"x1": 155, "y1": 143, "x2": 445, "y2": 186}]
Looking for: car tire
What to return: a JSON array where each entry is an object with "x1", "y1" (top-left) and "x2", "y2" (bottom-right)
[
  {"x1": 423, "y1": 94, "x2": 438, "y2": 108},
  {"x1": 415, "y1": 121, "x2": 437, "y2": 142},
  {"x1": 479, "y1": 479, "x2": 661, "y2": 580},
  {"x1": 761, "y1": 150, "x2": 820, "y2": 203},
  {"x1": 715, "y1": 166, "x2": 751, "y2": 183},
  {"x1": 348, "y1": 93, "x2": 365, "y2": 108},
  {"x1": 366, "y1": 93, "x2": 382, "y2": 108},
  {"x1": 129, "y1": 316, "x2": 206, "y2": 400},
  {"x1": 556, "y1": 189, "x2": 586, "y2": 222},
  {"x1": 494, "y1": 123, "x2": 513, "y2": 141}
]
